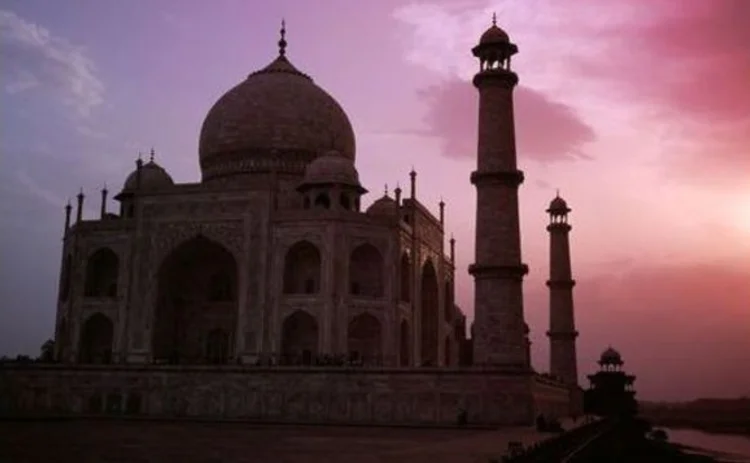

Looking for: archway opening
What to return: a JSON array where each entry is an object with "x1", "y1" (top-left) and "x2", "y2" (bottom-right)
[
  {"x1": 281, "y1": 310, "x2": 318, "y2": 365},
  {"x1": 400, "y1": 253, "x2": 411, "y2": 302},
  {"x1": 339, "y1": 193, "x2": 351, "y2": 210},
  {"x1": 347, "y1": 313, "x2": 382, "y2": 365},
  {"x1": 283, "y1": 241, "x2": 321, "y2": 294},
  {"x1": 444, "y1": 280, "x2": 454, "y2": 322},
  {"x1": 349, "y1": 243, "x2": 384, "y2": 297},
  {"x1": 205, "y1": 328, "x2": 230, "y2": 364},
  {"x1": 399, "y1": 319, "x2": 410, "y2": 367},
  {"x1": 314, "y1": 193, "x2": 330, "y2": 209},
  {"x1": 84, "y1": 248, "x2": 119, "y2": 298},
  {"x1": 420, "y1": 259, "x2": 439, "y2": 366},
  {"x1": 153, "y1": 235, "x2": 237, "y2": 364},
  {"x1": 78, "y1": 313, "x2": 114, "y2": 364}
]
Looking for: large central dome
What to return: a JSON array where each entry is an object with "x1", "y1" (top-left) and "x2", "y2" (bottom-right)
[{"x1": 199, "y1": 39, "x2": 355, "y2": 182}]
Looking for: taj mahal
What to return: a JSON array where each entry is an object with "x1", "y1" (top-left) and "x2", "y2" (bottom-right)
[{"x1": 1, "y1": 17, "x2": 582, "y2": 426}]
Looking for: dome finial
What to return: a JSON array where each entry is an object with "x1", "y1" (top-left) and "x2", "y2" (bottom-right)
[
  {"x1": 278, "y1": 19, "x2": 287, "y2": 56},
  {"x1": 492, "y1": 12, "x2": 497, "y2": 26},
  {"x1": 384, "y1": 184, "x2": 389, "y2": 197},
  {"x1": 150, "y1": 147, "x2": 155, "y2": 163},
  {"x1": 556, "y1": 188, "x2": 560, "y2": 198}
]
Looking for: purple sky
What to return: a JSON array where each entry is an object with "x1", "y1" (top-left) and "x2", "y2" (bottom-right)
[{"x1": 1, "y1": 0, "x2": 749, "y2": 401}]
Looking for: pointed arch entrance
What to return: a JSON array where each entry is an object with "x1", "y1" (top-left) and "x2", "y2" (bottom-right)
[
  {"x1": 349, "y1": 244, "x2": 384, "y2": 297},
  {"x1": 283, "y1": 241, "x2": 322, "y2": 294},
  {"x1": 444, "y1": 336, "x2": 452, "y2": 366},
  {"x1": 78, "y1": 313, "x2": 114, "y2": 364},
  {"x1": 399, "y1": 253, "x2": 411, "y2": 302},
  {"x1": 399, "y1": 319, "x2": 410, "y2": 367},
  {"x1": 281, "y1": 310, "x2": 319, "y2": 365},
  {"x1": 347, "y1": 313, "x2": 382, "y2": 365},
  {"x1": 84, "y1": 248, "x2": 119, "y2": 298},
  {"x1": 153, "y1": 235, "x2": 238, "y2": 364}
]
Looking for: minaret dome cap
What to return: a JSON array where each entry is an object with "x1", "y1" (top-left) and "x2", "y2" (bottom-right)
[
  {"x1": 472, "y1": 13, "x2": 518, "y2": 59},
  {"x1": 479, "y1": 23, "x2": 510, "y2": 45},
  {"x1": 547, "y1": 194, "x2": 570, "y2": 214},
  {"x1": 599, "y1": 347, "x2": 623, "y2": 365}
]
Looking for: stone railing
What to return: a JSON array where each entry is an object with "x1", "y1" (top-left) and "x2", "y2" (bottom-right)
[
  {"x1": 497, "y1": 417, "x2": 612, "y2": 462},
  {"x1": 150, "y1": 352, "x2": 398, "y2": 368}
]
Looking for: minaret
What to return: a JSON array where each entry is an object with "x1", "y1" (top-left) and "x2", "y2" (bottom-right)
[
  {"x1": 63, "y1": 200, "x2": 72, "y2": 234},
  {"x1": 76, "y1": 189, "x2": 84, "y2": 223},
  {"x1": 409, "y1": 168, "x2": 416, "y2": 199},
  {"x1": 439, "y1": 198, "x2": 445, "y2": 227},
  {"x1": 100, "y1": 185, "x2": 108, "y2": 219},
  {"x1": 546, "y1": 193, "x2": 579, "y2": 385},
  {"x1": 468, "y1": 15, "x2": 529, "y2": 367}
]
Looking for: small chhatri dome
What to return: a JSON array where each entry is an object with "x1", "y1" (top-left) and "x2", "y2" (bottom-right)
[
  {"x1": 366, "y1": 194, "x2": 398, "y2": 216},
  {"x1": 123, "y1": 152, "x2": 174, "y2": 191},
  {"x1": 479, "y1": 13, "x2": 510, "y2": 45},
  {"x1": 473, "y1": 13, "x2": 518, "y2": 64},
  {"x1": 599, "y1": 347, "x2": 623, "y2": 365},
  {"x1": 199, "y1": 20, "x2": 356, "y2": 182},
  {"x1": 547, "y1": 192, "x2": 570, "y2": 214},
  {"x1": 302, "y1": 150, "x2": 361, "y2": 188}
]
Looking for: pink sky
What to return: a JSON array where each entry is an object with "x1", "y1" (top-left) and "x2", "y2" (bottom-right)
[{"x1": 1, "y1": 0, "x2": 748, "y2": 401}]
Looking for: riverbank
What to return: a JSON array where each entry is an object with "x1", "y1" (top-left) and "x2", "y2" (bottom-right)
[
  {"x1": 649, "y1": 419, "x2": 750, "y2": 437},
  {"x1": 558, "y1": 420, "x2": 721, "y2": 462},
  {"x1": 663, "y1": 428, "x2": 750, "y2": 463}
]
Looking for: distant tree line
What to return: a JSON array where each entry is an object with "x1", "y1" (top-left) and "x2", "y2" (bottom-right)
[{"x1": 0, "y1": 339, "x2": 55, "y2": 364}]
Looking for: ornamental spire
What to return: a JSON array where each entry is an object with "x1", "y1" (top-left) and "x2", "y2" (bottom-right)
[{"x1": 278, "y1": 19, "x2": 287, "y2": 56}]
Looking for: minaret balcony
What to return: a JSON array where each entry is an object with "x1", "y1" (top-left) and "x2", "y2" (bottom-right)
[
  {"x1": 546, "y1": 330, "x2": 579, "y2": 340},
  {"x1": 468, "y1": 263, "x2": 528, "y2": 280},
  {"x1": 546, "y1": 280, "x2": 576, "y2": 289},
  {"x1": 472, "y1": 70, "x2": 519, "y2": 89},
  {"x1": 470, "y1": 169, "x2": 524, "y2": 187}
]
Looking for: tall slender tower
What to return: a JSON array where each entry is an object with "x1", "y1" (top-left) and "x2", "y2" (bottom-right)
[
  {"x1": 468, "y1": 16, "x2": 529, "y2": 367},
  {"x1": 546, "y1": 194, "x2": 579, "y2": 384}
]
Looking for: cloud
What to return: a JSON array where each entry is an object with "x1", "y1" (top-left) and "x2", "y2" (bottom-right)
[
  {"x1": 393, "y1": 0, "x2": 750, "y2": 186},
  {"x1": 567, "y1": 1, "x2": 750, "y2": 124},
  {"x1": 392, "y1": 3, "x2": 595, "y2": 162},
  {"x1": 75, "y1": 124, "x2": 107, "y2": 140},
  {"x1": 4, "y1": 68, "x2": 39, "y2": 94},
  {"x1": 14, "y1": 170, "x2": 63, "y2": 208},
  {"x1": 0, "y1": 9, "x2": 104, "y2": 118},
  {"x1": 556, "y1": 0, "x2": 750, "y2": 186},
  {"x1": 405, "y1": 78, "x2": 595, "y2": 162},
  {"x1": 524, "y1": 261, "x2": 750, "y2": 401}
]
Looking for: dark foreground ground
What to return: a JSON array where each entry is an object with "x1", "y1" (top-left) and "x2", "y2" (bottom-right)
[
  {"x1": 0, "y1": 419, "x2": 739, "y2": 463},
  {"x1": 0, "y1": 419, "x2": 518, "y2": 463}
]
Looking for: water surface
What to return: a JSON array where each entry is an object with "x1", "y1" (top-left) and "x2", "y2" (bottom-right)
[{"x1": 665, "y1": 428, "x2": 750, "y2": 462}]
